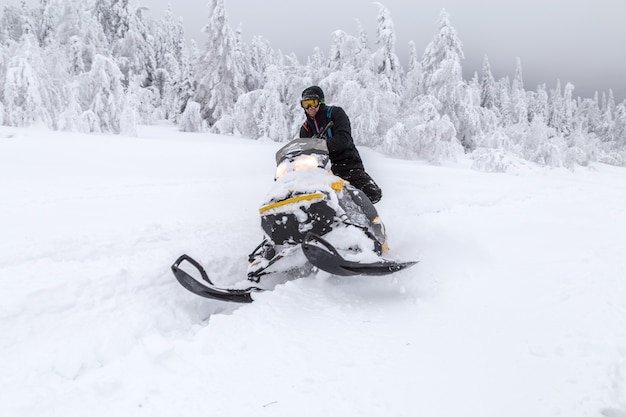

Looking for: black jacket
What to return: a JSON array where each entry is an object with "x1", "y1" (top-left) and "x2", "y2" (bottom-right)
[{"x1": 299, "y1": 104, "x2": 364, "y2": 175}]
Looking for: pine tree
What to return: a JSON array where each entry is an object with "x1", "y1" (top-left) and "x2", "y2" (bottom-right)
[
  {"x1": 420, "y1": 9, "x2": 475, "y2": 150},
  {"x1": 402, "y1": 40, "x2": 422, "y2": 106},
  {"x1": 57, "y1": 81, "x2": 85, "y2": 131},
  {"x1": 37, "y1": 0, "x2": 57, "y2": 47},
  {"x1": 156, "y1": 3, "x2": 185, "y2": 67},
  {"x1": 533, "y1": 84, "x2": 549, "y2": 122},
  {"x1": 247, "y1": 35, "x2": 274, "y2": 91},
  {"x1": 355, "y1": 19, "x2": 371, "y2": 69},
  {"x1": 578, "y1": 93, "x2": 602, "y2": 136},
  {"x1": 497, "y1": 77, "x2": 512, "y2": 126},
  {"x1": 113, "y1": 5, "x2": 157, "y2": 88},
  {"x1": 76, "y1": 54, "x2": 127, "y2": 133},
  {"x1": 510, "y1": 58, "x2": 527, "y2": 124},
  {"x1": 613, "y1": 102, "x2": 626, "y2": 148},
  {"x1": 232, "y1": 65, "x2": 289, "y2": 141},
  {"x1": 179, "y1": 100, "x2": 204, "y2": 132},
  {"x1": 371, "y1": 2, "x2": 402, "y2": 92},
  {"x1": 2, "y1": 25, "x2": 53, "y2": 127},
  {"x1": 1, "y1": 3, "x2": 27, "y2": 42},
  {"x1": 194, "y1": 0, "x2": 244, "y2": 126},
  {"x1": 562, "y1": 82, "x2": 576, "y2": 135},
  {"x1": 95, "y1": 0, "x2": 130, "y2": 43},
  {"x1": 152, "y1": 4, "x2": 187, "y2": 119},
  {"x1": 599, "y1": 101, "x2": 615, "y2": 142},
  {"x1": 420, "y1": 10, "x2": 464, "y2": 97},
  {"x1": 232, "y1": 23, "x2": 250, "y2": 94},
  {"x1": 383, "y1": 97, "x2": 463, "y2": 162},
  {"x1": 175, "y1": 40, "x2": 197, "y2": 118},
  {"x1": 55, "y1": 0, "x2": 108, "y2": 72},
  {"x1": 606, "y1": 89, "x2": 616, "y2": 119},
  {"x1": 480, "y1": 55, "x2": 496, "y2": 109},
  {"x1": 328, "y1": 30, "x2": 351, "y2": 71},
  {"x1": 548, "y1": 80, "x2": 564, "y2": 133}
]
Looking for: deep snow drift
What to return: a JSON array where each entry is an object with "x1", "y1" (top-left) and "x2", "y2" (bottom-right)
[{"x1": 1, "y1": 124, "x2": 625, "y2": 417}]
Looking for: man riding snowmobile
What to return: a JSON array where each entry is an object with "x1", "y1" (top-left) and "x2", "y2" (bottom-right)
[
  {"x1": 299, "y1": 86, "x2": 383, "y2": 204},
  {"x1": 171, "y1": 100, "x2": 416, "y2": 303}
]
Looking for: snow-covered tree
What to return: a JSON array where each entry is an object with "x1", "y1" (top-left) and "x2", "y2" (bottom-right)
[
  {"x1": 604, "y1": 89, "x2": 617, "y2": 120},
  {"x1": 597, "y1": 90, "x2": 618, "y2": 142},
  {"x1": 2, "y1": 27, "x2": 54, "y2": 127},
  {"x1": 420, "y1": 9, "x2": 476, "y2": 150},
  {"x1": 527, "y1": 115, "x2": 565, "y2": 167},
  {"x1": 57, "y1": 81, "x2": 86, "y2": 131},
  {"x1": 148, "y1": 4, "x2": 190, "y2": 121},
  {"x1": 383, "y1": 96, "x2": 463, "y2": 162},
  {"x1": 194, "y1": 0, "x2": 245, "y2": 127},
  {"x1": 76, "y1": 54, "x2": 127, "y2": 133},
  {"x1": 174, "y1": 40, "x2": 197, "y2": 119},
  {"x1": 1, "y1": 4, "x2": 26, "y2": 42},
  {"x1": 527, "y1": 84, "x2": 548, "y2": 123},
  {"x1": 95, "y1": 0, "x2": 131, "y2": 43},
  {"x1": 54, "y1": 0, "x2": 108, "y2": 73},
  {"x1": 420, "y1": 10, "x2": 463, "y2": 99},
  {"x1": 37, "y1": 0, "x2": 58, "y2": 47},
  {"x1": 333, "y1": 76, "x2": 397, "y2": 146},
  {"x1": 401, "y1": 41, "x2": 422, "y2": 107},
  {"x1": 480, "y1": 55, "x2": 496, "y2": 109},
  {"x1": 118, "y1": 81, "x2": 139, "y2": 135},
  {"x1": 562, "y1": 82, "x2": 576, "y2": 135},
  {"x1": 179, "y1": 100, "x2": 204, "y2": 132},
  {"x1": 510, "y1": 58, "x2": 527, "y2": 124},
  {"x1": 371, "y1": 2, "x2": 402, "y2": 92},
  {"x1": 328, "y1": 30, "x2": 360, "y2": 72},
  {"x1": 576, "y1": 95, "x2": 601, "y2": 134},
  {"x1": 354, "y1": 19, "x2": 371, "y2": 69},
  {"x1": 246, "y1": 35, "x2": 275, "y2": 91},
  {"x1": 232, "y1": 65, "x2": 289, "y2": 141},
  {"x1": 548, "y1": 80, "x2": 564, "y2": 133},
  {"x1": 497, "y1": 77, "x2": 512, "y2": 126},
  {"x1": 613, "y1": 102, "x2": 626, "y2": 149},
  {"x1": 113, "y1": 5, "x2": 156, "y2": 87},
  {"x1": 155, "y1": 3, "x2": 185, "y2": 67},
  {"x1": 3, "y1": 58, "x2": 51, "y2": 127}
]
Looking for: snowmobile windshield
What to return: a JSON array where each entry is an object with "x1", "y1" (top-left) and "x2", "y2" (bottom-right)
[
  {"x1": 275, "y1": 138, "x2": 329, "y2": 165},
  {"x1": 274, "y1": 138, "x2": 330, "y2": 180}
]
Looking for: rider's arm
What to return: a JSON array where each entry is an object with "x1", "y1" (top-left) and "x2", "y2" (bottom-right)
[{"x1": 326, "y1": 106, "x2": 354, "y2": 153}]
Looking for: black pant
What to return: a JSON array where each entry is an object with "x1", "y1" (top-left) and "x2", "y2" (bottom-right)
[{"x1": 340, "y1": 169, "x2": 382, "y2": 204}]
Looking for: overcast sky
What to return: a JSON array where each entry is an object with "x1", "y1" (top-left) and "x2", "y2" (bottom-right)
[
  {"x1": 139, "y1": 0, "x2": 624, "y2": 102},
  {"x1": 6, "y1": 0, "x2": 624, "y2": 101}
]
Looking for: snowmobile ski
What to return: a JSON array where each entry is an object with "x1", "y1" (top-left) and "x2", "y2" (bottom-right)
[
  {"x1": 302, "y1": 233, "x2": 418, "y2": 276},
  {"x1": 171, "y1": 254, "x2": 262, "y2": 303}
]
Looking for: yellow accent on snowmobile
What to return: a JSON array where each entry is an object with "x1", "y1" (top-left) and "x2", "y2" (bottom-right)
[
  {"x1": 331, "y1": 180, "x2": 345, "y2": 192},
  {"x1": 382, "y1": 241, "x2": 389, "y2": 254},
  {"x1": 259, "y1": 193, "x2": 325, "y2": 214}
]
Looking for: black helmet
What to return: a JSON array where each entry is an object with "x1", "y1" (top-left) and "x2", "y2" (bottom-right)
[{"x1": 301, "y1": 86, "x2": 325, "y2": 103}]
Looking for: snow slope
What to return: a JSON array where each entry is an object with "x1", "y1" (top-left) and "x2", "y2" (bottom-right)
[{"x1": 1, "y1": 124, "x2": 625, "y2": 417}]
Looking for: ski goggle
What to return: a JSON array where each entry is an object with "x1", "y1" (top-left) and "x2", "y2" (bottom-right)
[{"x1": 301, "y1": 98, "x2": 320, "y2": 109}]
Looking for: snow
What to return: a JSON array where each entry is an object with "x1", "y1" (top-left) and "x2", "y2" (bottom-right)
[{"x1": 1, "y1": 123, "x2": 625, "y2": 417}]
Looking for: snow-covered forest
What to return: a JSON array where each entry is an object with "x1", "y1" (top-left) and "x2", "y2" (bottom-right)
[{"x1": 1, "y1": 0, "x2": 625, "y2": 169}]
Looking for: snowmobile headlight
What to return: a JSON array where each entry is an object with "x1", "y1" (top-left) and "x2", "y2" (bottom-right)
[
  {"x1": 294, "y1": 155, "x2": 319, "y2": 171},
  {"x1": 275, "y1": 161, "x2": 289, "y2": 179},
  {"x1": 275, "y1": 155, "x2": 321, "y2": 180}
]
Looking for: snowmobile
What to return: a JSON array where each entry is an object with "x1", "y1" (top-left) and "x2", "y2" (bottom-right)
[{"x1": 171, "y1": 124, "x2": 417, "y2": 303}]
